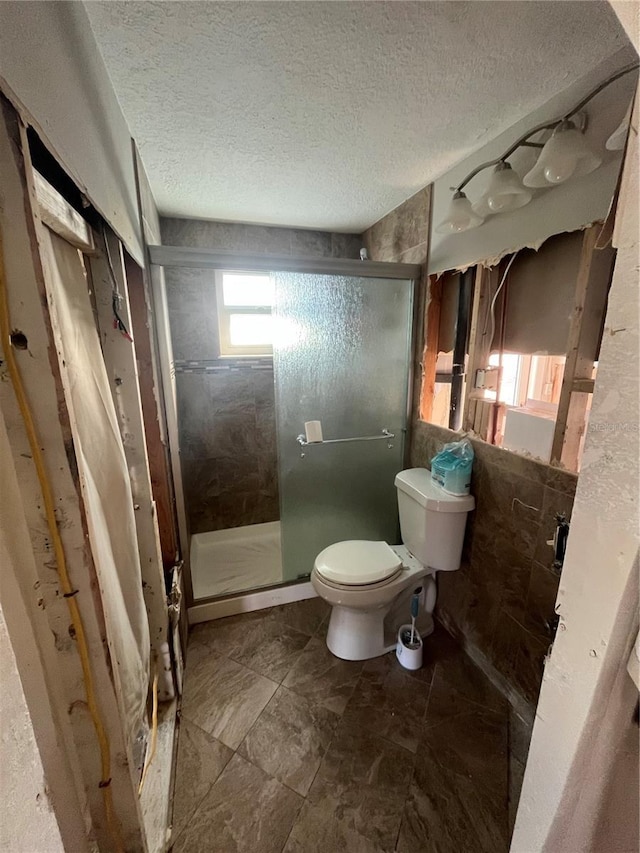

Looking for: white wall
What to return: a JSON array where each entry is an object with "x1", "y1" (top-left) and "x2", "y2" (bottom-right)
[
  {"x1": 511, "y1": 73, "x2": 639, "y2": 852},
  {"x1": 0, "y1": 605, "x2": 65, "y2": 853},
  {"x1": 0, "y1": 1, "x2": 143, "y2": 264},
  {"x1": 429, "y1": 48, "x2": 637, "y2": 274}
]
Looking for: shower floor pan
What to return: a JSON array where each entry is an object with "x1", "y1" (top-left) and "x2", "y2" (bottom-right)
[{"x1": 190, "y1": 521, "x2": 283, "y2": 600}]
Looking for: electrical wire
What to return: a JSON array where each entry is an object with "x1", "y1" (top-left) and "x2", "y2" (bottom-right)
[
  {"x1": 484, "y1": 252, "x2": 518, "y2": 353},
  {"x1": 0, "y1": 231, "x2": 125, "y2": 853},
  {"x1": 137, "y1": 672, "x2": 159, "y2": 796},
  {"x1": 102, "y1": 226, "x2": 133, "y2": 342}
]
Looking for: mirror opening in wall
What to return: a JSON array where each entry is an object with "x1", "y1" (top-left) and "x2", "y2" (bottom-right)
[{"x1": 420, "y1": 225, "x2": 616, "y2": 473}]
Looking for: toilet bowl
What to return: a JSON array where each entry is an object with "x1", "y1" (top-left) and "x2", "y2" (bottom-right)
[{"x1": 311, "y1": 469, "x2": 474, "y2": 661}]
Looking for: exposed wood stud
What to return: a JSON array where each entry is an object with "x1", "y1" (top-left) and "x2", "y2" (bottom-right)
[
  {"x1": 33, "y1": 170, "x2": 95, "y2": 253},
  {"x1": 420, "y1": 275, "x2": 442, "y2": 423},
  {"x1": 551, "y1": 224, "x2": 612, "y2": 469}
]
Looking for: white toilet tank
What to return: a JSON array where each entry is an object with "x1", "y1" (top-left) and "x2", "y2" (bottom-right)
[{"x1": 394, "y1": 468, "x2": 475, "y2": 572}]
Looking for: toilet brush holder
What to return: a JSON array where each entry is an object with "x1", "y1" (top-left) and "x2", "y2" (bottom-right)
[{"x1": 396, "y1": 624, "x2": 423, "y2": 671}]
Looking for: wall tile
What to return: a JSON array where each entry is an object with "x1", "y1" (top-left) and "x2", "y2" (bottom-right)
[
  {"x1": 411, "y1": 421, "x2": 575, "y2": 713},
  {"x1": 290, "y1": 229, "x2": 332, "y2": 257},
  {"x1": 545, "y1": 465, "x2": 578, "y2": 498},
  {"x1": 533, "y1": 486, "x2": 575, "y2": 569},
  {"x1": 169, "y1": 308, "x2": 218, "y2": 361},
  {"x1": 524, "y1": 561, "x2": 560, "y2": 640},
  {"x1": 242, "y1": 224, "x2": 292, "y2": 255},
  {"x1": 363, "y1": 186, "x2": 431, "y2": 263},
  {"x1": 330, "y1": 232, "x2": 362, "y2": 259},
  {"x1": 489, "y1": 611, "x2": 521, "y2": 684},
  {"x1": 161, "y1": 216, "x2": 360, "y2": 259}
]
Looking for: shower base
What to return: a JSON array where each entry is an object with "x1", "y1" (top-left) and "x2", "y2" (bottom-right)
[{"x1": 190, "y1": 521, "x2": 283, "y2": 600}]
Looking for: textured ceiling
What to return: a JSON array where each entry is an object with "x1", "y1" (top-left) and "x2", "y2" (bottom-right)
[{"x1": 84, "y1": 1, "x2": 629, "y2": 231}]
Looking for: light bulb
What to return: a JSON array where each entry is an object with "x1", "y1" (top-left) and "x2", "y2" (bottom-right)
[
  {"x1": 435, "y1": 191, "x2": 484, "y2": 234},
  {"x1": 473, "y1": 162, "x2": 532, "y2": 215},
  {"x1": 606, "y1": 101, "x2": 633, "y2": 151},
  {"x1": 523, "y1": 120, "x2": 601, "y2": 188}
]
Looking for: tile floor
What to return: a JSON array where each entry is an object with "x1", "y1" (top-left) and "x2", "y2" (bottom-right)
[{"x1": 170, "y1": 598, "x2": 525, "y2": 853}]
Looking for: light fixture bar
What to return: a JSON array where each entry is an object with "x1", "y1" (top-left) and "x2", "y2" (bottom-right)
[{"x1": 454, "y1": 61, "x2": 639, "y2": 193}]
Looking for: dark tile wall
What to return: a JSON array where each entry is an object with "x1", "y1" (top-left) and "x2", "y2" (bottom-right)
[
  {"x1": 177, "y1": 367, "x2": 279, "y2": 535},
  {"x1": 410, "y1": 420, "x2": 577, "y2": 711},
  {"x1": 362, "y1": 186, "x2": 431, "y2": 265},
  {"x1": 161, "y1": 218, "x2": 363, "y2": 260},
  {"x1": 162, "y1": 217, "x2": 363, "y2": 534},
  {"x1": 165, "y1": 262, "x2": 279, "y2": 534},
  {"x1": 361, "y1": 186, "x2": 432, "y2": 429}
]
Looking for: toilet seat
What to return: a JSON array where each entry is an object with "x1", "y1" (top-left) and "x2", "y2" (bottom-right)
[{"x1": 315, "y1": 540, "x2": 402, "y2": 586}]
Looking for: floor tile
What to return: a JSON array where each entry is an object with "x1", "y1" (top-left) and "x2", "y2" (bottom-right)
[
  {"x1": 181, "y1": 648, "x2": 277, "y2": 749},
  {"x1": 191, "y1": 608, "x2": 312, "y2": 682},
  {"x1": 283, "y1": 797, "x2": 389, "y2": 853},
  {"x1": 343, "y1": 653, "x2": 432, "y2": 753},
  {"x1": 421, "y1": 703, "x2": 509, "y2": 809},
  {"x1": 190, "y1": 609, "x2": 272, "y2": 657},
  {"x1": 270, "y1": 597, "x2": 331, "y2": 636},
  {"x1": 398, "y1": 707, "x2": 509, "y2": 853},
  {"x1": 171, "y1": 719, "x2": 233, "y2": 841},
  {"x1": 238, "y1": 685, "x2": 339, "y2": 796},
  {"x1": 283, "y1": 637, "x2": 363, "y2": 714},
  {"x1": 397, "y1": 747, "x2": 508, "y2": 853},
  {"x1": 425, "y1": 647, "x2": 507, "y2": 727},
  {"x1": 172, "y1": 753, "x2": 302, "y2": 853},
  {"x1": 307, "y1": 720, "x2": 414, "y2": 850},
  {"x1": 231, "y1": 619, "x2": 310, "y2": 682}
]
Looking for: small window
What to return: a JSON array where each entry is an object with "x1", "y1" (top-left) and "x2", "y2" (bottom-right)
[{"x1": 216, "y1": 270, "x2": 274, "y2": 356}]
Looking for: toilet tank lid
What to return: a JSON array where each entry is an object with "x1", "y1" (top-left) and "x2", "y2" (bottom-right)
[{"x1": 395, "y1": 468, "x2": 475, "y2": 512}]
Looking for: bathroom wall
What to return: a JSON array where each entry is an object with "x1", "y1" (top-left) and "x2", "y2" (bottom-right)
[
  {"x1": 362, "y1": 185, "x2": 432, "y2": 433},
  {"x1": 361, "y1": 185, "x2": 578, "y2": 711},
  {"x1": 362, "y1": 185, "x2": 431, "y2": 265},
  {"x1": 160, "y1": 218, "x2": 362, "y2": 535},
  {"x1": 411, "y1": 420, "x2": 577, "y2": 711}
]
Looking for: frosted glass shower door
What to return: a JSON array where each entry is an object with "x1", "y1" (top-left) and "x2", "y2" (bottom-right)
[{"x1": 273, "y1": 273, "x2": 413, "y2": 582}]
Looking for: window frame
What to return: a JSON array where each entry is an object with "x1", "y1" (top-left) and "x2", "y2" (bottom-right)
[{"x1": 215, "y1": 269, "x2": 274, "y2": 357}]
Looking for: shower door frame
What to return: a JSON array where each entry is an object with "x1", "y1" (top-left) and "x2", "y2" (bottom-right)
[{"x1": 149, "y1": 244, "x2": 422, "y2": 613}]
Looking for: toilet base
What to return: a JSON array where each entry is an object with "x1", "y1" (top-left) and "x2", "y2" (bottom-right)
[
  {"x1": 326, "y1": 600, "x2": 435, "y2": 662},
  {"x1": 326, "y1": 605, "x2": 395, "y2": 661}
]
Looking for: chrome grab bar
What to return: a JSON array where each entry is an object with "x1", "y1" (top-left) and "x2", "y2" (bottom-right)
[{"x1": 296, "y1": 428, "x2": 394, "y2": 447}]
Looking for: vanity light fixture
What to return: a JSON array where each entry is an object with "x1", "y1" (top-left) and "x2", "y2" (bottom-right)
[
  {"x1": 436, "y1": 61, "x2": 638, "y2": 236},
  {"x1": 435, "y1": 190, "x2": 484, "y2": 234}
]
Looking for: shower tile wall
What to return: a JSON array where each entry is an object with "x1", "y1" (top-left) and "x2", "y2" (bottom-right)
[
  {"x1": 166, "y1": 267, "x2": 279, "y2": 535},
  {"x1": 162, "y1": 218, "x2": 363, "y2": 535}
]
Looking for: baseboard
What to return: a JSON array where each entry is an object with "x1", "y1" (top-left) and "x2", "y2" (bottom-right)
[{"x1": 187, "y1": 581, "x2": 317, "y2": 624}]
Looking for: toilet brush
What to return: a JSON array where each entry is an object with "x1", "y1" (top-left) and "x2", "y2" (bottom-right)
[
  {"x1": 410, "y1": 588, "x2": 420, "y2": 645},
  {"x1": 396, "y1": 587, "x2": 424, "y2": 671}
]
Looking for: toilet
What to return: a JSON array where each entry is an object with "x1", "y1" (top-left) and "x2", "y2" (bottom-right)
[{"x1": 311, "y1": 468, "x2": 475, "y2": 661}]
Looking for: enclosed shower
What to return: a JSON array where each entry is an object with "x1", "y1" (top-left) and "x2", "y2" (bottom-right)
[{"x1": 156, "y1": 251, "x2": 417, "y2": 606}]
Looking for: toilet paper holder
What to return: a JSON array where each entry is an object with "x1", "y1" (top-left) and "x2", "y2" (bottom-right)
[{"x1": 296, "y1": 428, "x2": 395, "y2": 447}]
